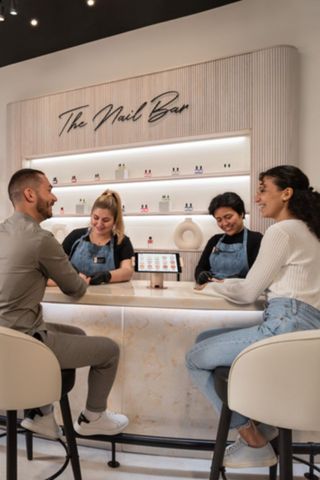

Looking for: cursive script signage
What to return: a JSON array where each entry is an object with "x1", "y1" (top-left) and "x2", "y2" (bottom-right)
[{"x1": 58, "y1": 90, "x2": 189, "y2": 137}]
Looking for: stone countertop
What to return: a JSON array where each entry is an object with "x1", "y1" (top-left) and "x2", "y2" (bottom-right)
[{"x1": 43, "y1": 280, "x2": 264, "y2": 311}]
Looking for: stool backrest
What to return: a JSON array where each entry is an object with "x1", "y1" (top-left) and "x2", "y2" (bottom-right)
[
  {"x1": 0, "y1": 326, "x2": 61, "y2": 410},
  {"x1": 228, "y1": 330, "x2": 320, "y2": 431}
]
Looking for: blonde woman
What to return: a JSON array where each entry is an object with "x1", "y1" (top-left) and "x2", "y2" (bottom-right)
[{"x1": 63, "y1": 189, "x2": 134, "y2": 285}]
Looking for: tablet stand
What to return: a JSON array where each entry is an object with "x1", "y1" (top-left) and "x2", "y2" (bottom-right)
[{"x1": 149, "y1": 273, "x2": 165, "y2": 289}]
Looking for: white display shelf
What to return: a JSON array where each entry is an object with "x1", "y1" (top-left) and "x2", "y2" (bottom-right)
[
  {"x1": 31, "y1": 134, "x2": 251, "y2": 257},
  {"x1": 53, "y1": 210, "x2": 209, "y2": 218},
  {"x1": 51, "y1": 170, "x2": 250, "y2": 188}
]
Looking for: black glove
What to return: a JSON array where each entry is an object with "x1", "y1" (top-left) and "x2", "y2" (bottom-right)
[
  {"x1": 197, "y1": 271, "x2": 213, "y2": 285},
  {"x1": 89, "y1": 271, "x2": 112, "y2": 285}
]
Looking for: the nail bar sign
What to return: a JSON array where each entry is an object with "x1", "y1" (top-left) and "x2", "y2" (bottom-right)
[{"x1": 58, "y1": 90, "x2": 189, "y2": 137}]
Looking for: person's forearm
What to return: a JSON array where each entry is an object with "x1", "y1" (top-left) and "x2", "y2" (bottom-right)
[{"x1": 109, "y1": 267, "x2": 133, "y2": 283}]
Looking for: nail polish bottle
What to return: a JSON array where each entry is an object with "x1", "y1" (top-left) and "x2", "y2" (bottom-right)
[
  {"x1": 52, "y1": 177, "x2": 58, "y2": 185},
  {"x1": 71, "y1": 175, "x2": 77, "y2": 183},
  {"x1": 147, "y1": 236, "x2": 153, "y2": 248}
]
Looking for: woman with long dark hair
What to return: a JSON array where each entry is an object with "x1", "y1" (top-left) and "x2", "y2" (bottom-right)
[{"x1": 186, "y1": 165, "x2": 320, "y2": 469}]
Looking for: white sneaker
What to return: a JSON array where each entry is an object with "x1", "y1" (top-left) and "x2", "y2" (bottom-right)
[
  {"x1": 223, "y1": 437, "x2": 277, "y2": 468},
  {"x1": 74, "y1": 410, "x2": 129, "y2": 436},
  {"x1": 21, "y1": 409, "x2": 62, "y2": 439}
]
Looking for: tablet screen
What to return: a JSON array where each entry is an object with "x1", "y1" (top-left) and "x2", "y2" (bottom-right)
[{"x1": 135, "y1": 252, "x2": 180, "y2": 273}]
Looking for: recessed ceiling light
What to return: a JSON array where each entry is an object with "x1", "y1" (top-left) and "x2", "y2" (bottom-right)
[
  {"x1": 9, "y1": 0, "x2": 18, "y2": 15},
  {"x1": 87, "y1": 0, "x2": 95, "y2": 6},
  {"x1": 0, "y1": 4, "x2": 4, "y2": 21},
  {"x1": 30, "y1": 18, "x2": 38, "y2": 27}
]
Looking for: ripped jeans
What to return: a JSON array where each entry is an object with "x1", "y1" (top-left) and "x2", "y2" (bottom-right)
[{"x1": 185, "y1": 297, "x2": 320, "y2": 429}]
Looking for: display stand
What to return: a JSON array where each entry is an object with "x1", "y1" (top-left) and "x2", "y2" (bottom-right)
[{"x1": 149, "y1": 273, "x2": 165, "y2": 289}]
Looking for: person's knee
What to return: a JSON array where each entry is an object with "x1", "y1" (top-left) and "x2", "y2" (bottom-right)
[{"x1": 98, "y1": 337, "x2": 120, "y2": 362}]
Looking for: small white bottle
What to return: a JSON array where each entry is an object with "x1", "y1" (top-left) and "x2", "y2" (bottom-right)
[
  {"x1": 75, "y1": 199, "x2": 83, "y2": 215},
  {"x1": 159, "y1": 195, "x2": 170, "y2": 212},
  {"x1": 115, "y1": 163, "x2": 122, "y2": 180},
  {"x1": 122, "y1": 163, "x2": 129, "y2": 179}
]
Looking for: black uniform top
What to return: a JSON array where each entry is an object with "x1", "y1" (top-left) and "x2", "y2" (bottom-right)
[
  {"x1": 62, "y1": 228, "x2": 134, "y2": 269},
  {"x1": 194, "y1": 229, "x2": 263, "y2": 281}
]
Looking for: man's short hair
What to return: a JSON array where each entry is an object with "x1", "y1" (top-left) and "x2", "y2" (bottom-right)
[{"x1": 8, "y1": 168, "x2": 45, "y2": 205}]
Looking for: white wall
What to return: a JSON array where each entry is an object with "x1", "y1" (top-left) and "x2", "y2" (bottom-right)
[{"x1": 1, "y1": 0, "x2": 319, "y2": 218}]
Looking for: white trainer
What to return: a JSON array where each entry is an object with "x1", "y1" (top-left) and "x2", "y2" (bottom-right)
[
  {"x1": 223, "y1": 437, "x2": 277, "y2": 468},
  {"x1": 21, "y1": 409, "x2": 62, "y2": 439},
  {"x1": 74, "y1": 410, "x2": 129, "y2": 436}
]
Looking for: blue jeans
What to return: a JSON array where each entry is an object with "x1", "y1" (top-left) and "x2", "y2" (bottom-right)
[{"x1": 185, "y1": 297, "x2": 320, "y2": 429}]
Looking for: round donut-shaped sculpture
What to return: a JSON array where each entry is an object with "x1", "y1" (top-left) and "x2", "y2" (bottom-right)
[{"x1": 173, "y1": 218, "x2": 203, "y2": 250}]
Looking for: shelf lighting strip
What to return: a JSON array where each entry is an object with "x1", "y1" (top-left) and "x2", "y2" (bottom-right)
[{"x1": 27, "y1": 135, "x2": 249, "y2": 164}]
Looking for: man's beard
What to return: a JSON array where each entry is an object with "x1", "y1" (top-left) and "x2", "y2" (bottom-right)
[{"x1": 36, "y1": 198, "x2": 53, "y2": 220}]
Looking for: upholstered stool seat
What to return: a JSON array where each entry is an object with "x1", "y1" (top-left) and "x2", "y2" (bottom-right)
[{"x1": 0, "y1": 326, "x2": 82, "y2": 480}]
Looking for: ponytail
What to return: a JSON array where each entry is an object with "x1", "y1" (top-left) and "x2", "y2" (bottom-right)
[{"x1": 91, "y1": 189, "x2": 125, "y2": 243}]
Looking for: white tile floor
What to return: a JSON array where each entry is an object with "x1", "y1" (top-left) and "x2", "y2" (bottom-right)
[{"x1": 0, "y1": 432, "x2": 315, "y2": 479}]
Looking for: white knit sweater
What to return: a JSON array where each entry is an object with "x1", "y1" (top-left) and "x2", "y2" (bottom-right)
[{"x1": 197, "y1": 219, "x2": 320, "y2": 310}]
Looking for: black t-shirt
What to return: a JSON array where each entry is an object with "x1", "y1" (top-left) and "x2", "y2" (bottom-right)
[
  {"x1": 195, "y1": 229, "x2": 263, "y2": 281},
  {"x1": 62, "y1": 228, "x2": 134, "y2": 269}
]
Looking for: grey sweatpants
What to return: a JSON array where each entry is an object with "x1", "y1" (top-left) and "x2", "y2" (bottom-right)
[{"x1": 40, "y1": 322, "x2": 119, "y2": 412}]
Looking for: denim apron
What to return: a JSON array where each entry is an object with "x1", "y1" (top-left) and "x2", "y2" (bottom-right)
[
  {"x1": 209, "y1": 228, "x2": 249, "y2": 279},
  {"x1": 69, "y1": 229, "x2": 116, "y2": 276}
]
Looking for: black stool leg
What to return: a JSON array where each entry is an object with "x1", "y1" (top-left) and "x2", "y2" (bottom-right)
[
  {"x1": 279, "y1": 428, "x2": 293, "y2": 480},
  {"x1": 210, "y1": 402, "x2": 232, "y2": 480},
  {"x1": 25, "y1": 431, "x2": 33, "y2": 460},
  {"x1": 269, "y1": 463, "x2": 278, "y2": 480},
  {"x1": 60, "y1": 395, "x2": 82, "y2": 480},
  {"x1": 23, "y1": 409, "x2": 33, "y2": 460},
  {"x1": 7, "y1": 410, "x2": 17, "y2": 480},
  {"x1": 269, "y1": 437, "x2": 279, "y2": 480}
]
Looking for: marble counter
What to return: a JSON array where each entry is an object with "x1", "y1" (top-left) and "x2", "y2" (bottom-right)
[
  {"x1": 43, "y1": 280, "x2": 264, "y2": 311},
  {"x1": 42, "y1": 280, "x2": 268, "y2": 455}
]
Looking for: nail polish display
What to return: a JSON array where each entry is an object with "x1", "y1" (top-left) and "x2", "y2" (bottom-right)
[
  {"x1": 75, "y1": 198, "x2": 85, "y2": 215},
  {"x1": 184, "y1": 202, "x2": 193, "y2": 212},
  {"x1": 115, "y1": 163, "x2": 129, "y2": 180},
  {"x1": 147, "y1": 236, "x2": 153, "y2": 248},
  {"x1": 159, "y1": 195, "x2": 171, "y2": 212}
]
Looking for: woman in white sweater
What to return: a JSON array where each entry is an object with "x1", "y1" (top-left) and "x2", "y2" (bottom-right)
[{"x1": 186, "y1": 165, "x2": 320, "y2": 469}]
